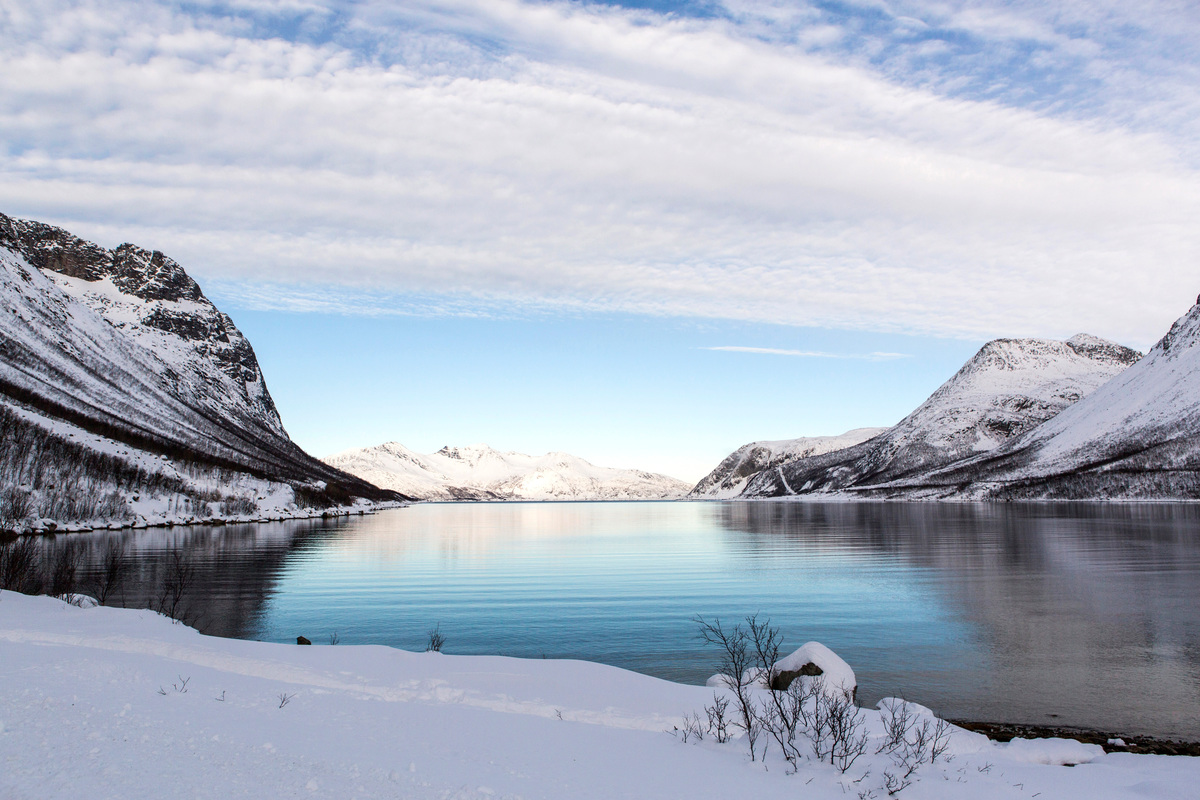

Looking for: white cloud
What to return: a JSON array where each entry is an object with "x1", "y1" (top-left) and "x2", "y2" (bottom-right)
[
  {"x1": 1, "y1": 0, "x2": 1198, "y2": 346},
  {"x1": 702, "y1": 346, "x2": 911, "y2": 359}
]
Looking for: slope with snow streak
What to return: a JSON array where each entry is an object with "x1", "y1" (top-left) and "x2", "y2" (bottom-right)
[
  {"x1": 0, "y1": 212, "x2": 398, "y2": 515},
  {"x1": 325, "y1": 442, "x2": 690, "y2": 500},
  {"x1": 3, "y1": 591, "x2": 1198, "y2": 800},
  {"x1": 690, "y1": 428, "x2": 887, "y2": 498},
  {"x1": 918, "y1": 299, "x2": 1200, "y2": 499},
  {"x1": 739, "y1": 335, "x2": 1140, "y2": 497}
]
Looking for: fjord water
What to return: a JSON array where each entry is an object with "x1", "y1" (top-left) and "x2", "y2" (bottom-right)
[{"x1": 57, "y1": 501, "x2": 1200, "y2": 740}]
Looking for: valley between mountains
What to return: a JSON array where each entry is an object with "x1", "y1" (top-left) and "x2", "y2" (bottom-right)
[{"x1": 3, "y1": 211, "x2": 1200, "y2": 536}]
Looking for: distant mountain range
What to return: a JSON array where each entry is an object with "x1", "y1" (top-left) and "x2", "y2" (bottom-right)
[
  {"x1": 1, "y1": 212, "x2": 401, "y2": 530},
  {"x1": 325, "y1": 442, "x2": 690, "y2": 501},
  {"x1": 696, "y1": 305, "x2": 1200, "y2": 500}
]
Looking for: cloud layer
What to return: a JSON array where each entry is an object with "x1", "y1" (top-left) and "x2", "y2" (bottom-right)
[{"x1": 2, "y1": 0, "x2": 1198, "y2": 344}]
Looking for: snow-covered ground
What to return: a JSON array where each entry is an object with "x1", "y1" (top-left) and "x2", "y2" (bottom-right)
[
  {"x1": 2, "y1": 591, "x2": 1196, "y2": 800},
  {"x1": 325, "y1": 442, "x2": 691, "y2": 501}
]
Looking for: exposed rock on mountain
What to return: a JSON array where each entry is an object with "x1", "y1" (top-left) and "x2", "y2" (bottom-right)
[
  {"x1": 1, "y1": 211, "x2": 400, "y2": 529},
  {"x1": 910, "y1": 300, "x2": 1200, "y2": 499},
  {"x1": 733, "y1": 335, "x2": 1140, "y2": 498},
  {"x1": 325, "y1": 442, "x2": 690, "y2": 501},
  {"x1": 690, "y1": 428, "x2": 886, "y2": 499}
]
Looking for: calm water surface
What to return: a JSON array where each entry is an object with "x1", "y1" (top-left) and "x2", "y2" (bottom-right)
[{"x1": 46, "y1": 501, "x2": 1200, "y2": 740}]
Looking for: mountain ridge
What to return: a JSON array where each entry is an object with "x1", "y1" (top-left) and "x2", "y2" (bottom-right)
[
  {"x1": 889, "y1": 298, "x2": 1200, "y2": 499},
  {"x1": 1, "y1": 211, "x2": 401, "y2": 531},
  {"x1": 325, "y1": 441, "x2": 691, "y2": 501},
  {"x1": 724, "y1": 334, "x2": 1141, "y2": 498}
]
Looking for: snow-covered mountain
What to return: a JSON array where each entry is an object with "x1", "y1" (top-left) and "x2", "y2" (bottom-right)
[
  {"x1": 732, "y1": 335, "x2": 1141, "y2": 498},
  {"x1": 1, "y1": 212, "x2": 398, "y2": 529},
  {"x1": 909, "y1": 298, "x2": 1200, "y2": 499},
  {"x1": 690, "y1": 428, "x2": 887, "y2": 499},
  {"x1": 325, "y1": 442, "x2": 691, "y2": 501}
]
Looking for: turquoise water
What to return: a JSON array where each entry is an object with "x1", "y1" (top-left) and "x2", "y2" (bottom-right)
[{"x1": 52, "y1": 501, "x2": 1200, "y2": 739}]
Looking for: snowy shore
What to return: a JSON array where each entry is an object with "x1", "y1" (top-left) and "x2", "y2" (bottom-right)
[{"x1": 1, "y1": 591, "x2": 1197, "y2": 800}]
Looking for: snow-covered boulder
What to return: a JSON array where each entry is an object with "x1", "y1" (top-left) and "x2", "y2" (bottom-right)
[
  {"x1": 771, "y1": 642, "x2": 856, "y2": 699},
  {"x1": 704, "y1": 642, "x2": 858, "y2": 700}
]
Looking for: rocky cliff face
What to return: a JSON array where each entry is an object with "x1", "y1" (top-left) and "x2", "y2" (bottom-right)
[
  {"x1": 0, "y1": 211, "x2": 397, "y2": 508},
  {"x1": 734, "y1": 335, "x2": 1140, "y2": 498}
]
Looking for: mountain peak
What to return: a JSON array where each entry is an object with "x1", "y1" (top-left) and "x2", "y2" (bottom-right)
[
  {"x1": 0, "y1": 213, "x2": 205, "y2": 304},
  {"x1": 1154, "y1": 298, "x2": 1200, "y2": 359}
]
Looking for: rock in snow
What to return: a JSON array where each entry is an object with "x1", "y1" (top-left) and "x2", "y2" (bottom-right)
[
  {"x1": 770, "y1": 642, "x2": 857, "y2": 697},
  {"x1": 325, "y1": 442, "x2": 690, "y2": 501},
  {"x1": 724, "y1": 335, "x2": 1140, "y2": 498}
]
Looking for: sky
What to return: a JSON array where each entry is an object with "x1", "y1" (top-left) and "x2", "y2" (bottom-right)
[{"x1": 2, "y1": 0, "x2": 1200, "y2": 481}]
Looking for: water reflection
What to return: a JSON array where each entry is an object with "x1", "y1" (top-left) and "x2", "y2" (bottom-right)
[
  {"x1": 35, "y1": 518, "x2": 349, "y2": 637},
  {"x1": 32, "y1": 501, "x2": 1200, "y2": 740},
  {"x1": 718, "y1": 502, "x2": 1200, "y2": 738}
]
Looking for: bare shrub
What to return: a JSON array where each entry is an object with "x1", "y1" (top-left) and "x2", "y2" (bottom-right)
[
  {"x1": 425, "y1": 623, "x2": 446, "y2": 652},
  {"x1": 154, "y1": 547, "x2": 196, "y2": 622},
  {"x1": 92, "y1": 540, "x2": 129, "y2": 606},
  {"x1": 671, "y1": 711, "x2": 706, "y2": 744},
  {"x1": 278, "y1": 692, "x2": 295, "y2": 708},
  {"x1": 48, "y1": 541, "x2": 81, "y2": 600},
  {"x1": 328, "y1": 631, "x2": 340, "y2": 645},
  {"x1": 695, "y1": 614, "x2": 762, "y2": 759},
  {"x1": 705, "y1": 693, "x2": 733, "y2": 743},
  {"x1": 0, "y1": 537, "x2": 43, "y2": 594},
  {"x1": 220, "y1": 495, "x2": 257, "y2": 517},
  {"x1": 817, "y1": 685, "x2": 868, "y2": 773},
  {"x1": 96, "y1": 490, "x2": 130, "y2": 521},
  {"x1": 0, "y1": 486, "x2": 34, "y2": 530},
  {"x1": 757, "y1": 667, "x2": 820, "y2": 765},
  {"x1": 876, "y1": 698, "x2": 953, "y2": 783}
]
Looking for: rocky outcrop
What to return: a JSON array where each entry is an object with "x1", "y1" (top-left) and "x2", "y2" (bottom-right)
[{"x1": 0, "y1": 211, "x2": 400, "y2": 504}]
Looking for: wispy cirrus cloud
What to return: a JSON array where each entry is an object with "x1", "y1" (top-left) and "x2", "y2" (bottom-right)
[
  {"x1": 1, "y1": 0, "x2": 1198, "y2": 346},
  {"x1": 702, "y1": 346, "x2": 911, "y2": 360}
]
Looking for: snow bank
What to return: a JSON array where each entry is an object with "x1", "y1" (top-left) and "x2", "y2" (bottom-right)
[
  {"x1": 2, "y1": 591, "x2": 1197, "y2": 800},
  {"x1": 1003, "y1": 737, "x2": 1106, "y2": 766}
]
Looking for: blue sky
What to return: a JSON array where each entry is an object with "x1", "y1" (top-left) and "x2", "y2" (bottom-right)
[{"x1": 3, "y1": 0, "x2": 1199, "y2": 480}]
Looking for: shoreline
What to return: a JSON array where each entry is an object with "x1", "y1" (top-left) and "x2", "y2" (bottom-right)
[
  {"x1": 950, "y1": 720, "x2": 1200, "y2": 756},
  {"x1": 0, "y1": 501, "x2": 409, "y2": 538},
  {"x1": 4, "y1": 591, "x2": 1199, "y2": 800}
]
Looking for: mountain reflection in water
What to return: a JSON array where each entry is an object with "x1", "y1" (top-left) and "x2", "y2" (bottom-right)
[{"x1": 38, "y1": 502, "x2": 1200, "y2": 740}]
